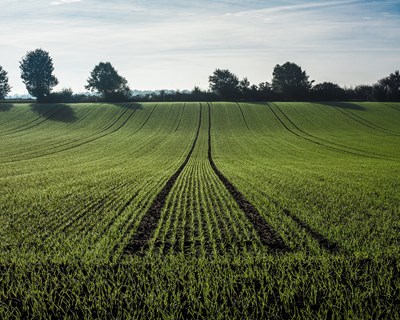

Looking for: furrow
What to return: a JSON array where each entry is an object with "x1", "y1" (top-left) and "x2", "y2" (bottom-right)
[
  {"x1": 208, "y1": 102, "x2": 289, "y2": 253},
  {"x1": 266, "y1": 103, "x2": 384, "y2": 159},
  {"x1": 276, "y1": 103, "x2": 395, "y2": 157},
  {"x1": 236, "y1": 102, "x2": 250, "y2": 131},
  {"x1": 0, "y1": 105, "x2": 65, "y2": 136},
  {"x1": 332, "y1": 104, "x2": 400, "y2": 135},
  {"x1": 2, "y1": 106, "x2": 138, "y2": 163},
  {"x1": 127, "y1": 103, "x2": 159, "y2": 136},
  {"x1": 122, "y1": 104, "x2": 202, "y2": 255},
  {"x1": 175, "y1": 102, "x2": 186, "y2": 132}
]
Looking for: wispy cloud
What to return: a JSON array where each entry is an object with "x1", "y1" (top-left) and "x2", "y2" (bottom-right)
[
  {"x1": 1, "y1": 0, "x2": 399, "y2": 94},
  {"x1": 50, "y1": 0, "x2": 82, "y2": 6},
  {"x1": 225, "y1": 0, "x2": 361, "y2": 17}
]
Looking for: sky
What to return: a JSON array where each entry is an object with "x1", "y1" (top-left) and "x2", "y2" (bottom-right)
[{"x1": 0, "y1": 0, "x2": 399, "y2": 95}]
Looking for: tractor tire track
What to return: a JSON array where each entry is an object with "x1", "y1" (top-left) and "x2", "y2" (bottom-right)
[
  {"x1": 1, "y1": 105, "x2": 65, "y2": 136},
  {"x1": 386, "y1": 104, "x2": 400, "y2": 112},
  {"x1": 208, "y1": 102, "x2": 289, "y2": 253},
  {"x1": 266, "y1": 103, "x2": 384, "y2": 159},
  {"x1": 122, "y1": 104, "x2": 203, "y2": 255},
  {"x1": 0, "y1": 109, "x2": 31, "y2": 132},
  {"x1": 92, "y1": 190, "x2": 140, "y2": 243},
  {"x1": 175, "y1": 103, "x2": 186, "y2": 132},
  {"x1": 332, "y1": 104, "x2": 400, "y2": 136},
  {"x1": 236, "y1": 103, "x2": 250, "y2": 131},
  {"x1": 2, "y1": 106, "x2": 139, "y2": 163},
  {"x1": 276, "y1": 103, "x2": 389, "y2": 155},
  {"x1": 282, "y1": 208, "x2": 340, "y2": 253},
  {"x1": 128, "y1": 104, "x2": 158, "y2": 136},
  {"x1": 262, "y1": 193, "x2": 341, "y2": 253},
  {"x1": 1, "y1": 106, "x2": 129, "y2": 161}
]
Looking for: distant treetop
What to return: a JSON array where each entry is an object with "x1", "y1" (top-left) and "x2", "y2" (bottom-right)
[
  {"x1": 0, "y1": 65, "x2": 11, "y2": 100},
  {"x1": 19, "y1": 49, "x2": 58, "y2": 102},
  {"x1": 85, "y1": 62, "x2": 131, "y2": 102}
]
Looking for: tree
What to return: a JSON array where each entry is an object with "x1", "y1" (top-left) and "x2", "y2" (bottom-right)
[
  {"x1": 271, "y1": 62, "x2": 313, "y2": 100},
  {"x1": 20, "y1": 49, "x2": 58, "y2": 102},
  {"x1": 208, "y1": 69, "x2": 239, "y2": 100},
  {"x1": 353, "y1": 85, "x2": 374, "y2": 101},
  {"x1": 85, "y1": 62, "x2": 131, "y2": 101},
  {"x1": 257, "y1": 82, "x2": 273, "y2": 100},
  {"x1": 311, "y1": 82, "x2": 345, "y2": 101},
  {"x1": 47, "y1": 88, "x2": 75, "y2": 103},
  {"x1": 238, "y1": 77, "x2": 251, "y2": 100},
  {"x1": 378, "y1": 70, "x2": 400, "y2": 101},
  {"x1": 0, "y1": 66, "x2": 11, "y2": 100}
]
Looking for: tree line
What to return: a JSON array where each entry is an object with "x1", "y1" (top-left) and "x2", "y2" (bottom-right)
[{"x1": 0, "y1": 48, "x2": 399, "y2": 102}]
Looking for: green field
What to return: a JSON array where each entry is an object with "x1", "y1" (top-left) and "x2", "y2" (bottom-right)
[{"x1": 0, "y1": 101, "x2": 399, "y2": 319}]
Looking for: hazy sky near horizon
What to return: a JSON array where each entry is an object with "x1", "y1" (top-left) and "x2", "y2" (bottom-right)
[{"x1": 1, "y1": 0, "x2": 399, "y2": 95}]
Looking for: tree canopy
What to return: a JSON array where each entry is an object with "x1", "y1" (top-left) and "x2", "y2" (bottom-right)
[
  {"x1": 311, "y1": 82, "x2": 345, "y2": 101},
  {"x1": 209, "y1": 69, "x2": 240, "y2": 100},
  {"x1": 272, "y1": 62, "x2": 313, "y2": 100},
  {"x1": 85, "y1": 62, "x2": 131, "y2": 102},
  {"x1": 20, "y1": 49, "x2": 58, "y2": 102},
  {"x1": 0, "y1": 66, "x2": 11, "y2": 100},
  {"x1": 378, "y1": 70, "x2": 400, "y2": 101}
]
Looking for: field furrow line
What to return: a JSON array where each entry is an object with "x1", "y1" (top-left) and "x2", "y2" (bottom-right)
[
  {"x1": 331, "y1": 104, "x2": 400, "y2": 135},
  {"x1": 201, "y1": 165, "x2": 226, "y2": 255},
  {"x1": 266, "y1": 103, "x2": 385, "y2": 159},
  {"x1": 236, "y1": 102, "x2": 250, "y2": 131},
  {"x1": 175, "y1": 102, "x2": 186, "y2": 132},
  {"x1": 194, "y1": 163, "x2": 210, "y2": 256},
  {"x1": 127, "y1": 104, "x2": 158, "y2": 136},
  {"x1": 204, "y1": 137, "x2": 266, "y2": 255},
  {"x1": 161, "y1": 169, "x2": 192, "y2": 255},
  {"x1": 122, "y1": 104, "x2": 202, "y2": 255},
  {"x1": 0, "y1": 105, "x2": 65, "y2": 136},
  {"x1": 385, "y1": 103, "x2": 400, "y2": 112},
  {"x1": 1, "y1": 106, "x2": 139, "y2": 163},
  {"x1": 110, "y1": 180, "x2": 168, "y2": 258},
  {"x1": 281, "y1": 208, "x2": 341, "y2": 253},
  {"x1": 40, "y1": 183, "x2": 128, "y2": 242},
  {"x1": 0, "y1": 108, "x2": 31, "y2": 131},
  {"x1": 183, "y1": 166, "x2": 196, "y2": 256},
  {"x1": 278, "y1": 103, "x2": 398, "y2": 156},
  {"x1": 149, "y1": 172, "x2": 187, "y2": 255},
  {"x1": 202, "y1": 168, "x2": 239, "y2": 250},
  {"x1": 0, "y1": 105, "x2": 129, "y2": 161},
  {"x1": 208, "y1": 102, "x2": 289, "y2": 253},
  {"x1": 236, "y1": 182, "x2": 342, "y2": 254}
]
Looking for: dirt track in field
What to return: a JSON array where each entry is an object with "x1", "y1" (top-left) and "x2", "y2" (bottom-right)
[
  {"x1": 123, "y1": 105, "x2": 203, "y2": 255},
  {"x1": 207, "y1": 103, "x2": 289, "y2": 253}
]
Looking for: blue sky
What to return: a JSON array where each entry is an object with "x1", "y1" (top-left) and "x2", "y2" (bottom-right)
[{"x1": 0, "y1": 0, "x2": 399, "y2": 95}]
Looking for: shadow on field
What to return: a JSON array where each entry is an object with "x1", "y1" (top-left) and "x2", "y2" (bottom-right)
[
  {"x1": 31, "y1": 104, "x2": 77, "y2": 122},
  {"x1": 318, "y1": 102, "x2": 365, "y2": 110},
  {"x1": 0, "y1": 103, "x2": 13, "y2": 112}
]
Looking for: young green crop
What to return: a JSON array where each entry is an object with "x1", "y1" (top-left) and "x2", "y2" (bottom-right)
[{"x1": 0, "y1": 101, "x2": 399, "y2": 318}]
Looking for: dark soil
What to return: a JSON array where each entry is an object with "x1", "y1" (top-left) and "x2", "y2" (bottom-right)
[
  {"x1": 123, "y1": 105, "x2": 203, "y2": 255},
  {"x1": 207, "y1": 103, "x2": 289, "y2": 253}
]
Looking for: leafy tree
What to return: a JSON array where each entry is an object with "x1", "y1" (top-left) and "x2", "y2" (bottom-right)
[
  {"x1": 378, "y1": 70, "x2": 400, "y2": 101},
  {"x1": 47, "y1": 88, "x2": 75, "y2": 103},
  {"x1": 311, "y1": 82, "x2": 345, "y2": 101},
  {"x1": 271, "y1": 62, "x2": 313, "y2": 100},
  {"x1": 354, "y1": 85, "x2": 374, "y2": 101},
  {"x1": 20, "y1": 49, "x2": 58, "y2": 102},
  {"x1": 85, "y1": 62, "x2": 131, "y2": 101},
  {"x1": 0, "y1": 66, "x2": 11, "y2": 99},
  {"x1": 257, "y1": 82, "x2": 274, "y2": 100},
  {"x1": 209, "y1": 69, "x2": 240, "y2": 100},
  {"x1": 238, "y1": 77, "x2": 251, "y2": 100}
]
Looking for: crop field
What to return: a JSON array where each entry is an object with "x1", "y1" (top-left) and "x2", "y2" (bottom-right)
[{"x1": 0, "y1": 101, "x2": 399, "y2": 319}]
